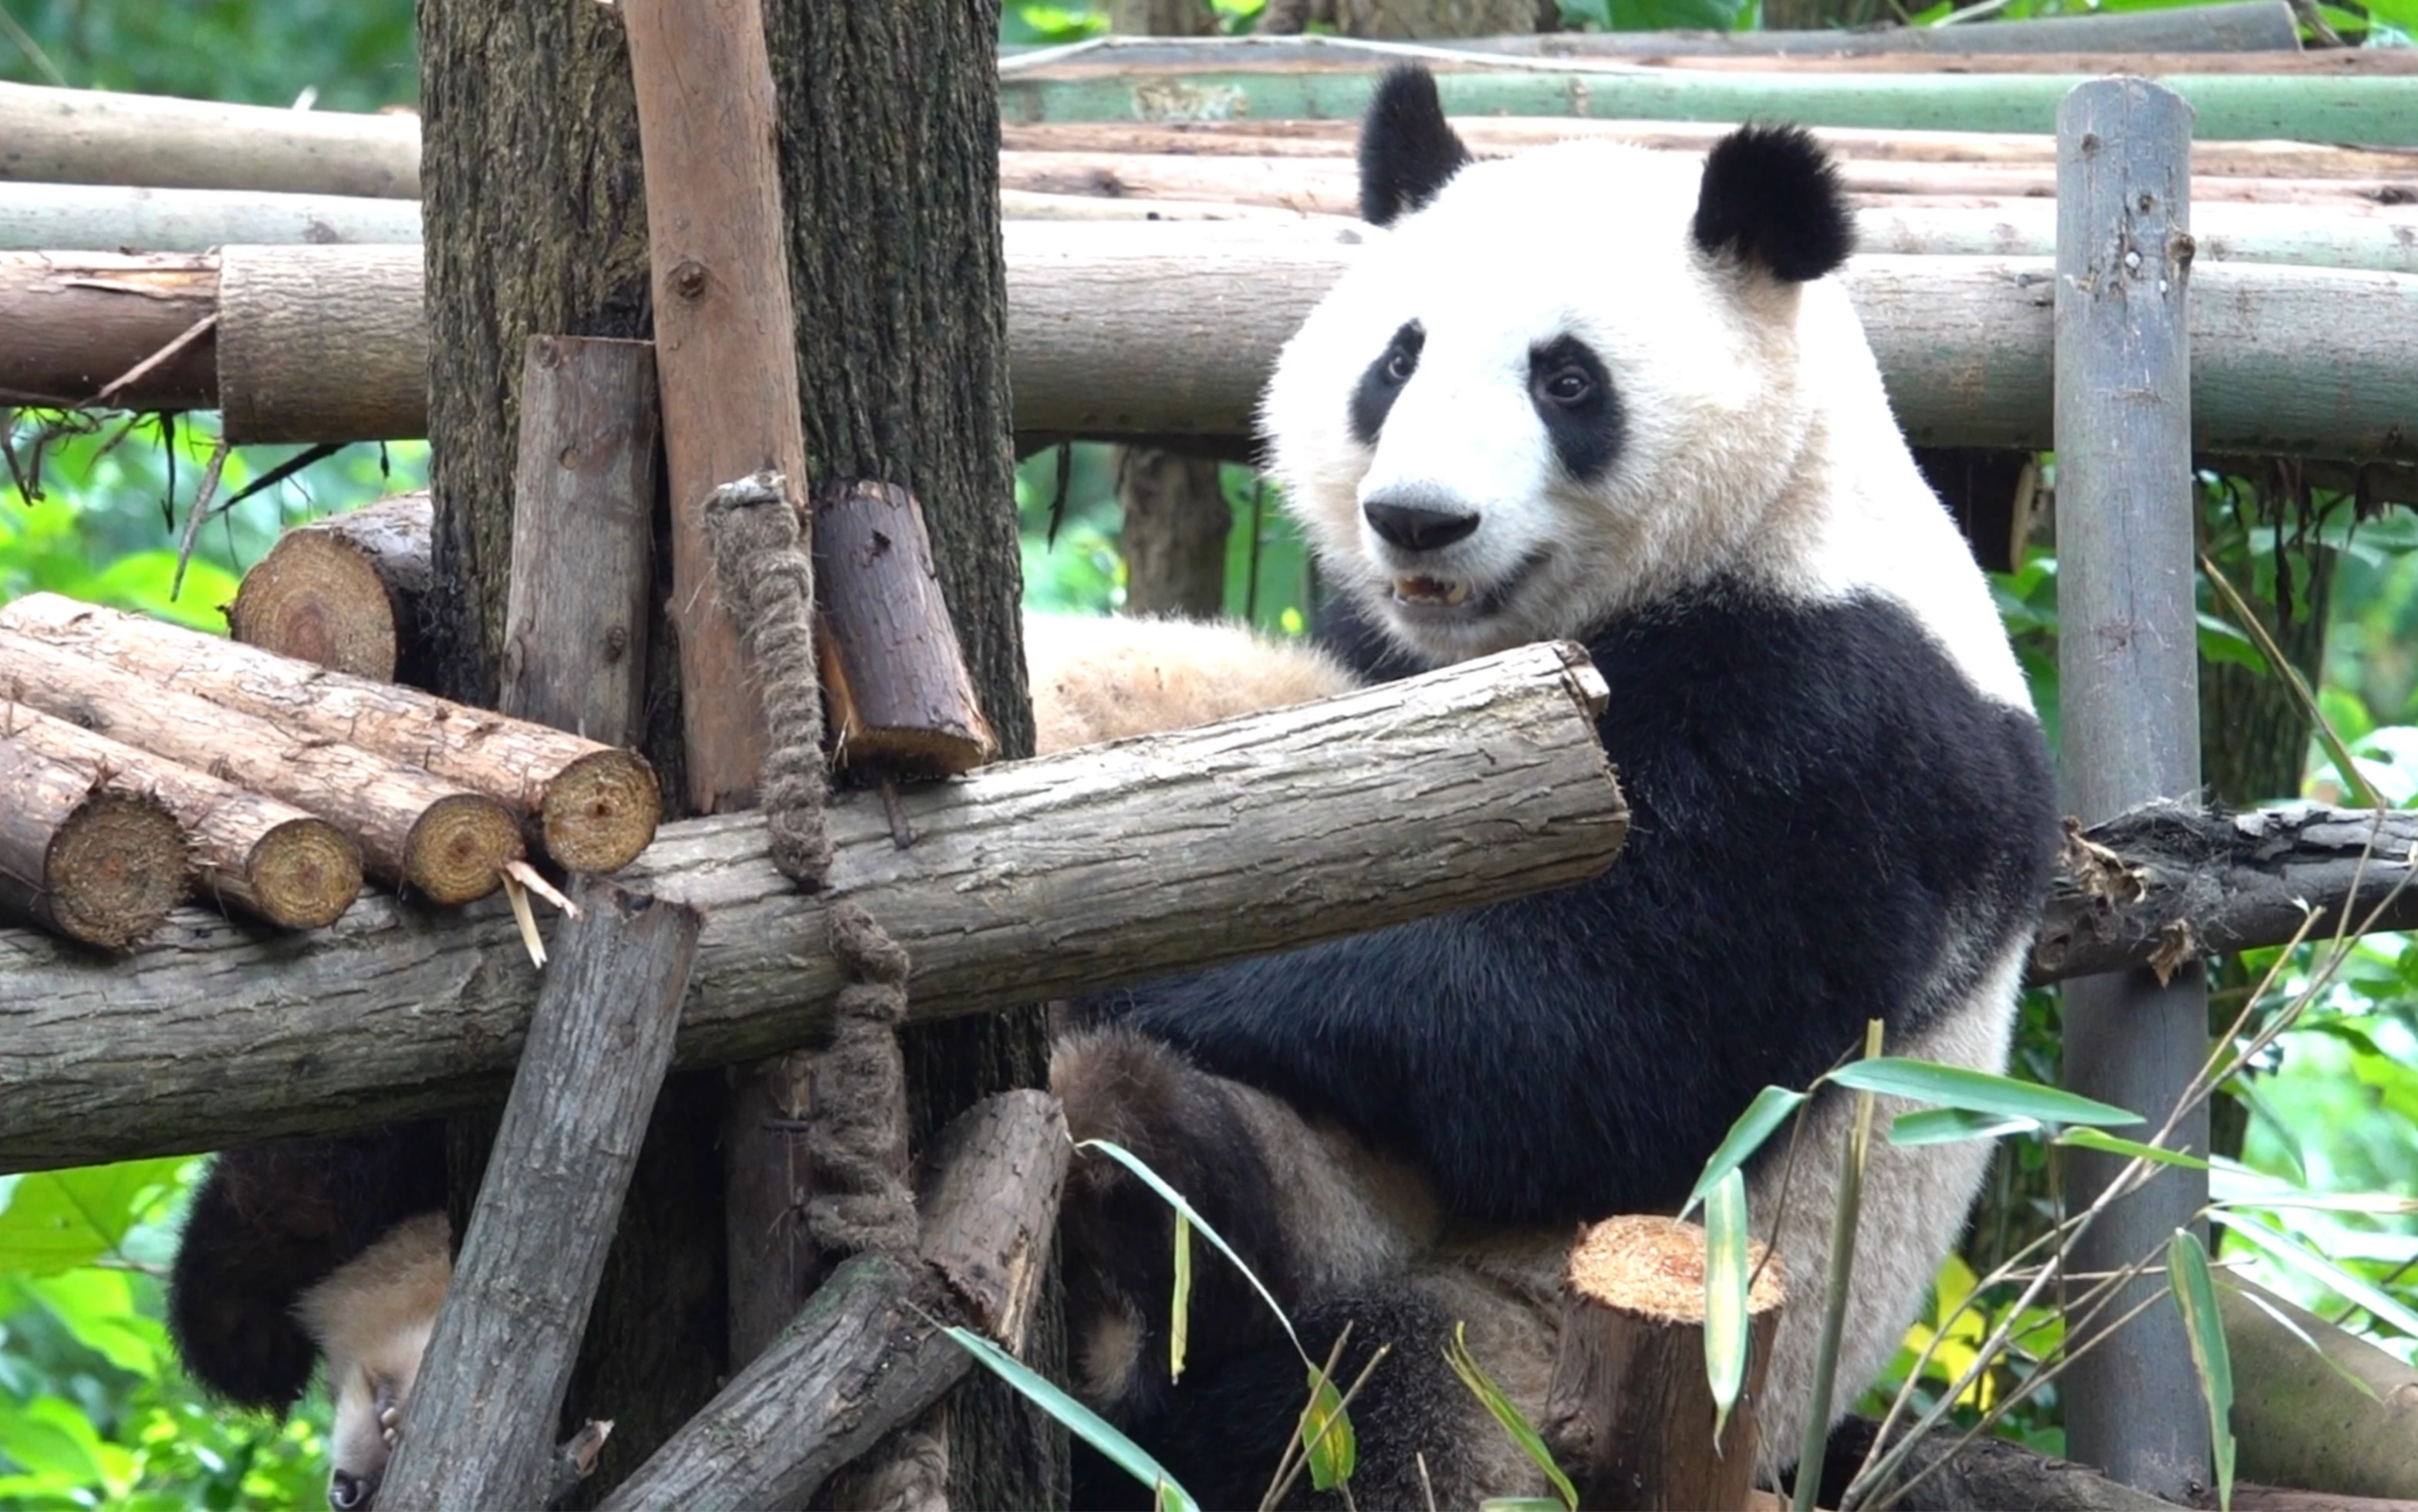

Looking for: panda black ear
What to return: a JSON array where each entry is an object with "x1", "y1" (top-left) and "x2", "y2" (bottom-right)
[
  {"x1": 1690, "y1": 124, "x2": 1854, "y2": 283},
  {"x1": 1358, "y1": 66, "x2": 1472, "y2": 228}
]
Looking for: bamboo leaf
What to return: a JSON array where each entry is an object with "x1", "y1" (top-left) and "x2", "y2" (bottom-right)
[
  {"x1": 2214, "y1": 1211, "x2": 2418, "y2": 1338},
  {"x1": 943, "y1": 1325, "x2": 1201, "y2": 1512},
  {"x1": 2168, "y1": 1230, "x2": 2237, "y2": 1512},
  {"x1": 1682, "y1": 1085, "x2": 1808, "y2": 1219},
  {"x1": 1171, "y1": 1211, "x2": 1193, "y2": 1383},
  {"x1": 1082, "y1": 1139, "x2": 1303, "y2": 1357},
  {"x1": 1704, "y1": 1167, "x2": 1752, "y2": 1447},
  {"x1": 1888, "y1": 1109, "x2": 2038, "y2": 1146},
  {"x1": 1446, "y1": 1322, "x2": 1579, "y2": 1511},
  {"x1": 1828, "y1": 1058, "x2": 2141, "y2": 1127},
  {"x1": 1301, "y1": 1365, "x2": 1356, "y2": 1492},
  {"x1": 2056, "y1": 1128, "x2": 2214, "y2": 1169}
]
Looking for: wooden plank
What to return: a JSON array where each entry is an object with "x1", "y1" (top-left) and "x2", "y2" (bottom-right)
[
  {"x1": 622, "y1": 0, "x2": 800, "y2": 815},
  {"x1": 2052, "y1": 77, "x2": 2211, "y2": 1501},
  {"x1": 501, "y1": 336, "x2": 660, "y2": 750}
]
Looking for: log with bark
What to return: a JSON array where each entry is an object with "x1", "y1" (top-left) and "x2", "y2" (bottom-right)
[
  {"x1": 2220, "y1": 1279, "x2": 2418, "y2": 1501},
  {"x1": 597, "y1": 1088, "x2": 1070, "y2": 1511},
  {"x1": 0, "y1": 181, "x2": 423, "y2": 255},
  {"x1": 377, "y1": 881, "x2": 699, "y2": 1512},
  {"x1": 225, "y1": 491, "x2": 433, "y2": 684},
  {"x1": 1545, "y1": 1214, "x2": 1786, "y2": 1512},
  {"x1": 0, "y1": 624, "x2": 520, "y2": 905},
  {"x1": 0, "y1": 720, "x2": 187, "y2": 949},
  {"x1": 0, "y1": 79, "x2": 420, "y2": 197},
  {"x1": 2, "y1": 703, "x2": 360, "y2": 929},
  {"x1": 9, "y1": 237, "x2": 2417, "y2": 458},
  {"x1": 0, "y1": 594, "x2": 659, "y2": 876},
  {"x1": 0, "y1": 638, "x2": 1626, "y2": 1169}
]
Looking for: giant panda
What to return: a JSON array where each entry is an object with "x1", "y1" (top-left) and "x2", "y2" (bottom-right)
[
  {"x1": 1039, "y1": 63, "x2": 2060, "y2": 1509},
  {"x1": 164, "y1": 64, "x2": 2057, "y2": 1511}
]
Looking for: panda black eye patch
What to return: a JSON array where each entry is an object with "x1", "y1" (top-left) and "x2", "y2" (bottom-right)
[
  {"x1": 1528, "y1": 334, "x2": 1623, "y2": 481},
  {"x1": 1348, "y1": 321, "x2": 1425, "y2": 446}
]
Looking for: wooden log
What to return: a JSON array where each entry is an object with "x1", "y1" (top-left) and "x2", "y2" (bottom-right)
[
  {"x1": 0, "y1": 181, "x2": 421, "y2": 254},
  {"x1": 599, "y1": 1089, "x2": 1071, "y2": 1511},
  {"x1": 0, "y1": 625, "x2": 519, "y2": 906},
  {"x1": 0, "y1": 595, "x2": 659, "y2": 876},
  {"x1": 216, "y1": 243, "x2": 423, "y2": 446},
  {"x1": 1462, "y1": 1, "x2": 2301, "y2": 54},
  {"x1": 2, "y1": 704, "x2": 359, "y2": 930},
  {"x1": 501, "y1": 336, "x2": 659, "y2": 748},
  {"x1": 8, "y1": 239, "x2": 2416, "y2": 459},
  {"x1": 623, "y1": 0, "x2": 801, "y2": 816},
  {"x1": 0, "y1": 722, "x2": 186, "y2": 950},
  {"x1": 0, "y1": 639, "x2": 1626, "y2": 1169},
  {"x1": 0, "y1": 80, "x2": 420, "y2": 198},
  {"x1": 2220, "y1": 1280, "x2": 2418, "y2": 1501},
  {"x1": 1002, "y1": 118, "x2": 2418, "y2": 182},
  {"x1": 226, "y1": 492, "x2": 434, "y2": 685},
  {"x1": 2054, "y1": 79, "x2": 2210, "y2": 1501},
  {"x1": 377, "y1": 881, "x2": 699, "y2": 1512},
  {"x1": 0, "y1": 250, "x2": 217, "y2": 409},
  {"x1": 994, "y1": 57, "x2": 2418, "y2": 147},
  {"x1": 815, "y1": 481, "x2": 998, "y2": 777},
  {"x1": 1545, "y1": 1214, "x2": 1785, "y2": 1512},
  {"x1": 995, "y1": 149, "x2": 2417, "y2": 221}
]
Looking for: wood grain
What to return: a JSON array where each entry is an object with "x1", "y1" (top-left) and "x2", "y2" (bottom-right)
[{"x1": 227, "y1": 491, "x2": 434, "y2": 685}]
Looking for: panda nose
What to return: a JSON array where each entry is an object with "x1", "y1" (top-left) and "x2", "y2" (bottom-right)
[
  {"x1": 329, "y1": 1471, "x2": 372, "y2": 1510},
  {"x1": 1363, "y1": 498, "x2": 1480, "y2": 553}
]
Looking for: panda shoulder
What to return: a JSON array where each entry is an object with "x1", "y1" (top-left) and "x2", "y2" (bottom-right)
[{"x1": 1025, "y1": 613, "x2": 1358, "y2": 755}]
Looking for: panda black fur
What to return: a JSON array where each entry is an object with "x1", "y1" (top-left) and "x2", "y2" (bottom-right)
[{"x1": 1043, "y1": 64, "x2": 2058, "y2": 1508}]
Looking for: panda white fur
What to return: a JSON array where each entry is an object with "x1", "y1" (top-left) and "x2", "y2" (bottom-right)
[{"x1": 1041, "y1": 64, "x2": 2058, "y2": 1508}]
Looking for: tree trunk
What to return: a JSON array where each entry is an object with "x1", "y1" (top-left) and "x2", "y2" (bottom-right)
[
  {"x1": 417, "y1": 5, "x2": 715, "y2": 1497},
  {"x1": 420, "y1": 3, "x2": 1052, "y2": 1500},
  {"x1": 760, "y1": 13, "x2": 1055, "y2": 1498}
]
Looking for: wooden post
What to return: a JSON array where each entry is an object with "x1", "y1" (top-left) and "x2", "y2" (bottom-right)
[
  {"x1": 2054, "y1": 76, "x2": 2212, "y2": 1500},
  {"x1": 622, "y1": 0, "x2": 802, "y2": 816},
  {"x1": 227, "y1": 491, "x2": 433, "y2": 685},
  {"x1": 1544, "y1": 1215, "x2": 1786, "y2": 1512},
  {"x1": 377, "y1": 880, "x2": 699, "y2": 1512},
  {"x1": 501, "y1": 335, "x2": 660, "y2": 750},
  {"x1": 0, "y1": 724, "x2": 187, "y2": 950}
]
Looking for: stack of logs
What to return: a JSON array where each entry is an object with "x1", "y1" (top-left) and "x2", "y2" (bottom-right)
[{"x1": 0, "y1": 589, "x2": 658, "y2": 949}]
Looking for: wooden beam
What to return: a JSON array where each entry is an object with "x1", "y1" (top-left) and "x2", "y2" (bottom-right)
[
  {"x1": 377, "y1": 881, "x2": 698, "y2": 1512},
  {"x1": 0, "y1": 181, "x2": 421, "y2": 254},
  {"x1": 0, "y1": 639, "x2": 1624, "y2": 1171},
  {"x1": 2053, "y1": 78, "x2": 2210, "y2": 1500},
  {"x1": 0, "y1": 79, "x2": 419, "y2": 197}
]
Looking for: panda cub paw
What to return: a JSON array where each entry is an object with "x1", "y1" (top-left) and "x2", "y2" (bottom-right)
[{"x1": 1025, "y1": 613, "x2": 1356, "y2": 755}]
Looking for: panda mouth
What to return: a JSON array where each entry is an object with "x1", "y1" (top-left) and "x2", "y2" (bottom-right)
[
  {"x1": 1393, "y1": 576, "x2": 1471, "y2": 607},
  {"x1": 1386, "y1": 552, "x2": 1547, "y2": 620}
]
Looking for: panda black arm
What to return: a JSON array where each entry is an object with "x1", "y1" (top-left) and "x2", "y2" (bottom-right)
[{"x1": 1089, "y1": 585, "x2": 2058, "y2": 1228}]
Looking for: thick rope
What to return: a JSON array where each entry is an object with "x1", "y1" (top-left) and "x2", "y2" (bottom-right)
[
  {"x1": 702, "y1": 471, "x2": 835, "y2": 887},
  {"x1": 808, "y1": 902, "x2": 918, "y2": 1257}
]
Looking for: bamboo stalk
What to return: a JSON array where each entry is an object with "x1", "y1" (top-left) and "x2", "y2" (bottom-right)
[
  {"x1": 2, "y1": 704, "x2": 360, "y2": 928},
  {"x1": 0, "y1": 595, "x2": 658, "y2": 876},
  {"x1": 0, "y1": 625, "x2": 519, "y2": 905}
]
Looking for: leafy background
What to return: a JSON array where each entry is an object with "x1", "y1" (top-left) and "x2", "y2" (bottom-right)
[{"x1": 5, "y1": 1, "x2": 2417, "y2": 1505}]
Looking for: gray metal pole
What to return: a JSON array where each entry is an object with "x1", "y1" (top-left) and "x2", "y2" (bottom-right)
[{"x1": 2054, "y1": 76, "x2": 2214, "y2": 1501}]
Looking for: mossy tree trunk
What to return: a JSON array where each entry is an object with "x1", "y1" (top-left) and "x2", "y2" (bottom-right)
[{"x1": 418, "y1": 2, "x2": 1054, "y2": 1504}]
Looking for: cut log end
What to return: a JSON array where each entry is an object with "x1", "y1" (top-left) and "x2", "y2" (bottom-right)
[
  {"x1": 539, "y1": 749, "x2": 664, "y2": 874},
  {"x1": 228, "y1": 816, "x2": 364, "y2": 930},
  {"x1": 225, "y1": 530, "x2": 399, "y2": 680},
  {"x1": 1568, "y1": 1213, "x2": 1786, "y2": 1321},
  {"x1": 404, "y1": 794, "x2": 524, "y2": 906},
  {"x1": 45, "y1": 790, "x2": 188, "y2": 950}
]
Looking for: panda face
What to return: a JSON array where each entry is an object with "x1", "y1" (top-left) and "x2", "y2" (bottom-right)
[{"x1": 1263, "y1": 72, "x2": 1854, "y2": 666}]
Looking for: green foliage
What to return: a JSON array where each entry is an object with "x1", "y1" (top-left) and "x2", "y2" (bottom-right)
[
  {"x1": 943, "y1": 1324, "x2": 1202, "y2": 1512},
  {"x1": 0, "y1": 0, "x2": 415, "y2": 109},
  {"x1": 1559, "y1": 0, "x2": 1756, "y2": 30},
  {"x1": 0, "y1": 1160, "x2": 330, "y2": 1510}
]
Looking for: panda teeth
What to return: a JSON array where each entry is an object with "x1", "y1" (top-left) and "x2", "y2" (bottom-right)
[{"x1": 1395, "y1": 577, "x2": 1471, "y2": 607}]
